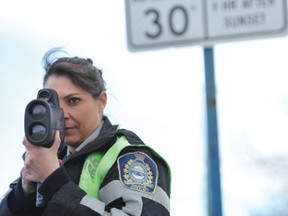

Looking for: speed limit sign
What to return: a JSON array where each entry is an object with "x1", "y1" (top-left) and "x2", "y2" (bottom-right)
[
  {"x1": 126, "y1": 0, "x2": 205, "y2": 50},
  {"x1": 125, "y1": 0, "x2": 288, "y2": 51}
]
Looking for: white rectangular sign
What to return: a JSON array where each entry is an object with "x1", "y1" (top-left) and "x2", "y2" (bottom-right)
[{"x1": 125, "y1": 0, "x2": 288, "y2": 51}]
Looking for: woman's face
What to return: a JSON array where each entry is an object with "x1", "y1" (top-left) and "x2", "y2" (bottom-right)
[{"x1": 44, "y1": 74, "x2": 107, "y2": 151}]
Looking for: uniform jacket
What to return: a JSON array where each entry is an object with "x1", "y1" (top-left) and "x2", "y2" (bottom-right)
[{"x1": 0, "y1": 117, "x2": 171, "y2": 216}]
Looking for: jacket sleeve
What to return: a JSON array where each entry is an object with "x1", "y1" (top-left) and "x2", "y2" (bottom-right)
[
  {"x1": 99, "y1": 146, "x2": 171, "y2": 216},
  {"x1": 39, "y1": 148, "x2": 170, "y2": 216},
  {"x1": 0, "y1": 178, "x2": 42, "y2": 216},
  {"x1": 0, "y1": 169, "x2": 112, "y2": 216},
  {"x1": 0, "y1": 185, "x2": 15, "y2": 216}
]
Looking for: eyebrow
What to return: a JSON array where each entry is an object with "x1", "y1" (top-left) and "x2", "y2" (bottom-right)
[{"x1": 63, "y1": 93, "x2": 82, "y2": 100}]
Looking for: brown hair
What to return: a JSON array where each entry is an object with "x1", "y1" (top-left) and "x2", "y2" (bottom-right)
[{"x1": 42, "y1": 48, "x2": 106, "y2": 99}]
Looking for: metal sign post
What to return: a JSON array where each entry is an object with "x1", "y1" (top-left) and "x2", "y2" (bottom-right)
[{"x1": 204, "y1": 47, "x2": 222, "y2": 216}]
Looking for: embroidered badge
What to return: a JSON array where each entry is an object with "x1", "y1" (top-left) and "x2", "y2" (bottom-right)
[{"x1": 118, "y1": 151, "x2": 158, "y2": 194}]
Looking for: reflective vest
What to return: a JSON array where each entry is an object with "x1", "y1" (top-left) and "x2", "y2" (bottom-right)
[{"x1": 79, "y1": 135, "x2": 171, "y2": 199}]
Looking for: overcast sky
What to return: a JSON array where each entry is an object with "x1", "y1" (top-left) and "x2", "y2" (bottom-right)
[{"x1": 1, "y1": 1, "x2": 288, "y2": 215}]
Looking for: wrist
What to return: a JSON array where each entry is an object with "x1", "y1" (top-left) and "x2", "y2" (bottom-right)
[
  {"x1": 22, "y1": 179, "x2": 36, "y2": 197},
  {"x1": 38, "y1": 167, "x2": 70, "y2": 199}
]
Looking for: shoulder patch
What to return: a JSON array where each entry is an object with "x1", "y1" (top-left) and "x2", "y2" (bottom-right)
[{"x1": 118, "y1": 151, "x2": 158, "y2": 194}]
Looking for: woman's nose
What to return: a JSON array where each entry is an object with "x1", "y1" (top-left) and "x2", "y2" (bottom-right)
[{"x1": 59, "y1": 103, "x2": 69, "y2": 119}]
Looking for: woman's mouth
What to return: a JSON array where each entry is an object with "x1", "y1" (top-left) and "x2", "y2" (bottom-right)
[{"x1": 65, "y1": 127, "x2": 75, "y2": 134}]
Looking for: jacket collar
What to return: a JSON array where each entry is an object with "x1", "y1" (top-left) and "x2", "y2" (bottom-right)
[{"x1": 61, "y1": 116, "x2": 119, "y2": 162}]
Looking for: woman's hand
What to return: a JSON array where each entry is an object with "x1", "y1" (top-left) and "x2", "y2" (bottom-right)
[{"x1": 22, "y1": 131, "x2": 62, "y2": 192}]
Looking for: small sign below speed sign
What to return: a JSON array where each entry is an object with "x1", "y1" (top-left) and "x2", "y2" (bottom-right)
[{"x1": 125, "y1": 0, "x2": 288, "y2": 51}]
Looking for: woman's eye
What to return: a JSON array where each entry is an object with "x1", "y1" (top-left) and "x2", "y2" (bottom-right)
[{"x1": 69, "y1": 98, "x2": 80, "y2": 104}]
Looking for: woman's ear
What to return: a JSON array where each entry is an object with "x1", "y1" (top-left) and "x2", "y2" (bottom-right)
[{"x1": 98, "y1": 91, "x2": 107, "y2": 112}]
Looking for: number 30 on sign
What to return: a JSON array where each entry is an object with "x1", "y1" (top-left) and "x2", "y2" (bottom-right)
[{"x1": 125, "y1": 0, "x2": 206, "y2": 51}]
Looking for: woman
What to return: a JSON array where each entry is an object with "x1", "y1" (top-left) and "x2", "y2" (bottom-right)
[{"x1": 0, "y1": 48, "x2": 171, "y2": 215}]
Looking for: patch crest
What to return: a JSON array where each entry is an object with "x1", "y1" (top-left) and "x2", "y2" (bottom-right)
[{"x1": 118, "y1": 151, "x2": 158, "y2": 194}]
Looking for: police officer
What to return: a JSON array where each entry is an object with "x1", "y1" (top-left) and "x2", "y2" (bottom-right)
[{"x1": 0, "y1": 48, "x2": 171, "y2": 216}]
